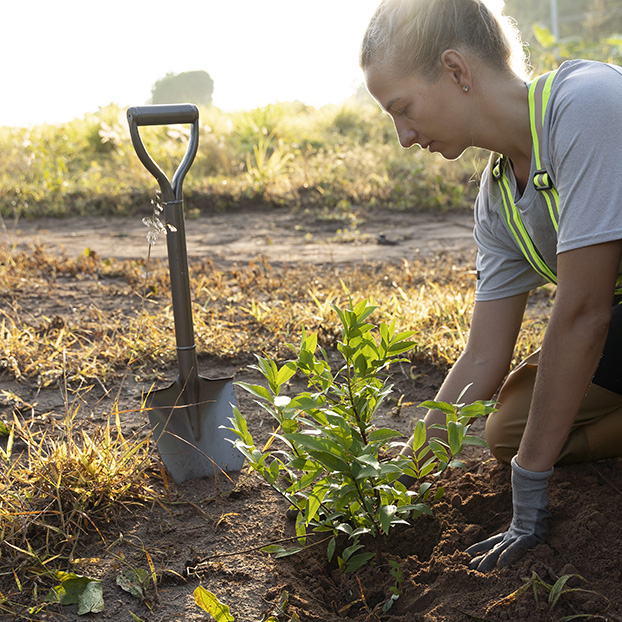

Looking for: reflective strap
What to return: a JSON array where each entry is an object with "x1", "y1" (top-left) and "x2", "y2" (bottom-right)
[
  {"x1": 495, "y1": 157, "x2": 557, "y2": 283},
  {"x1": 494, "y1": 71, "x2": 622, "y2": 294},
  {"x1": 529, "y1": 71, "x2": 560, "y2": 228}
]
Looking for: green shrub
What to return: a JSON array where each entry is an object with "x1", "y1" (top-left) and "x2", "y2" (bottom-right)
[{"x1": 228, "y1": 300, "x2": 494, "y2": 570}]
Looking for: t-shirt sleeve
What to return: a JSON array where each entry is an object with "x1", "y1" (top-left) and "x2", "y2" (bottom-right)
[
  {"x1": 474, "y1": 168, "x2": 548, "y2": 301},
  {"x1": 546, "y1": 63, "x2": 622, "y2": 254}
]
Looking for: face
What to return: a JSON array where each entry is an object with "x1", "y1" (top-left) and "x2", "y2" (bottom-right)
[{"x1": 364, "y1": 62, "x2": 472, "y2": 160}]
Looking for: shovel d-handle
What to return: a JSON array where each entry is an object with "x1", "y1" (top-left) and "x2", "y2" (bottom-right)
[
  {"x1": 127, "y1": 103, "x2": 201, "y2": 398},
  {"x1": 127, "y1": 104, "x2": 198, "y2": 127},
  {"x1": 127, "y1": 104, "x2": 199, "y2": 202}
]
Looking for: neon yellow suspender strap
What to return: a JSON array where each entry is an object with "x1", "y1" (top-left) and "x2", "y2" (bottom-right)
[
  {"x1": 492, "y1": 71, "x2": 558, "y2": 283},
  {"x1": 493, "y1": 72, "x2": 622, "y2": 295}
]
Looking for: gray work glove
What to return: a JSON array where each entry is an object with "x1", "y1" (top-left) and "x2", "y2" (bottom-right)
[{"x1": 466, "y1": 455, "x2": 553, "y2": 572}]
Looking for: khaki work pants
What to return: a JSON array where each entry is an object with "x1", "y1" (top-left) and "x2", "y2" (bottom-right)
[{"x1": 486, "y1": 350, "x2": 622, "y2": 465}]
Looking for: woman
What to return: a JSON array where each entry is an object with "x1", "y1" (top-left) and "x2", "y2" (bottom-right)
[{"x1": 361, "y1": 0, "x2": 622, "y2": 571}]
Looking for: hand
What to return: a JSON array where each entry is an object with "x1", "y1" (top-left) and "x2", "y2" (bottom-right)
[{"x1": 466, "y1": 455, "x2": 553, "y2": 571}]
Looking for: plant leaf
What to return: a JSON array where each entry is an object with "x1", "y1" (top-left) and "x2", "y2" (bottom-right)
[
  {"x1": 368, "y1": 428, "x2": 402, "y2": 442},
  {"x1": 418, "y1": 400, "x2": 456, "y2": 416},
  {"x1": 411, "y1": 419, "x2": 427, "y2": 452},
  {"x1": 446, "y1": 420, "x2": 464, "y2": 455},
  {"x1": 47, "y1": 573, "x2": 105, "y2": 615},
  {"x1": 306, "y1": 481, "x2": 329, "y2": 525},
  {"x1": 116, "y1": 568, "x2": 150, "y2": 600},
  {"x1": 346, "y1": 552, "x2": 376, "y2": 572},
  {"x1": 194, "y1": 586, "x2": 235, "y2": 621},
  {"x1": 235, "y1": 382, "x2": 273, "y2": 402},
  {"x1": 276, "y1": 361, "x2": 298, "y2": 386},
  {"x1": 379, "y1": 504, "x2": 397, "y2": 534}
]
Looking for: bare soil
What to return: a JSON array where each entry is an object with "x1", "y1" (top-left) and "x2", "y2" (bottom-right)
[{"x1": 2, "y1": 208, "x2": 621, "y2": 622}]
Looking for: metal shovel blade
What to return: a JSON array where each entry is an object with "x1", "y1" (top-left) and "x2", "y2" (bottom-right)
[{"x1": 146, "y1": 376, "x2": 244, "y2": 483}]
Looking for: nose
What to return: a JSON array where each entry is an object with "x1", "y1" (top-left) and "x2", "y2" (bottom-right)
[{"x1": 394, "y1": 118, "x2": 417, "y2": 149}]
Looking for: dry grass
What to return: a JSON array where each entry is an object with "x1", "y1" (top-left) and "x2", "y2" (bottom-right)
[{"x1": 0, "y1": 241, "x2": 549, "y2": 384}]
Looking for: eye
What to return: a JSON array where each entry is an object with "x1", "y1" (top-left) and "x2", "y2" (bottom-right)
[{"x1": 398, "y1": 106, "x2": 409, "y2": 118}]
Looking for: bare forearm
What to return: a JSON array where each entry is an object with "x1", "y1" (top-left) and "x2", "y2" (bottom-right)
[{"x1": 517, "y1": 310, "x2": 610, "y2": 471}]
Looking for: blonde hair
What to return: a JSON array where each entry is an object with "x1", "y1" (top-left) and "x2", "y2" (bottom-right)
[{"x1": 360, "y1": 0, "x2": 529, "y2": 80}]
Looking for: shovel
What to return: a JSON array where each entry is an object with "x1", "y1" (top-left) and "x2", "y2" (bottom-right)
[{"x1": 127, "y1": 103, "x2": 244, "y2": 483}]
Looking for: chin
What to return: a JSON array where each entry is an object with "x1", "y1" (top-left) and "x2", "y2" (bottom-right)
[{"x1": 438, "y1": 146, "x2": 469, "y2": 161}]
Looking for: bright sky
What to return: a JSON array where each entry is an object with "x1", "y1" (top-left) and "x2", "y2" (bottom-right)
[{"x1": 1, "y1": 0, "x2": 381, "y2": 127}]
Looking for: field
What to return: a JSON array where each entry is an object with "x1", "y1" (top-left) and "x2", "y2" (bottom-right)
[
  {"x1": 2, "y1": 203, "x2": 622, "y2": 622},
  {"x1": 2, "y1": 75, "x2": 622, "y2": 620}
]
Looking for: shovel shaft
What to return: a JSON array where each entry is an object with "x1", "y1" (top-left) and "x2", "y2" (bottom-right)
[{"x1": 127, "y1": 104, "x2": 200, "y2": 392}]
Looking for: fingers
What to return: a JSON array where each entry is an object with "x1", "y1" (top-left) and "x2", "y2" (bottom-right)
[
  {"x1": 464, "y1": 532, "x2": 505, "y2": 557},
  {"x1": 467, "y1": 533, "x2": 540, "y2": 571},
  {"x1": 496, "y1": 534, "x2": 541, "y2": 568}
]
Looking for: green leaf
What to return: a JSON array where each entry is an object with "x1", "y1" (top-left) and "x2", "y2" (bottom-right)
[
  {"x1": 382, "y1": 593, "x2": 400, "y2": 613},
  {"x1": 300, "y1": 329, "x2": 318, "y2": 354},
  {"x1": 327, "y1": 537, "x2": 336, "y2": 561},
  {"x1": 306, "y1": 481, "x2": 329, "y2": 525},
  {"x1": 346, "y1": 552, "x2": 376, "y2": 572},
  {"x1": 387, "y1": 341, "x2": 416, "y2": 356},
  {"x1": 285, "y1": 433, "x2": 350, "y2": 472},
  {"x1": 289, "y1": 393, "x2": 325, "y2": 410},
  {"x1": 449, "y1": 459, "x2": 466, "y2": 469},
  {"x1": 418, "y1": 400, "x2": 456, "y2": 416},
  {"x1": 368, "y1": 428, "x2": 402, "y2": 442},
  {"x1": 276, "y1": 361, "x2": 298, "y2": 386},
  {"x1": 463, "y1": 435, "x2": 488, "y2": 447},
  {"x1": 235, "y1": 381, "x2": 273, "y2": 402},
  {"x1": 282, "y1": 418, "x2": 297, "y2": 434},
  {"x1": 267, "y1": 459, "x2": 280, "y2": 484},
  {"x1": 549, "y1": 574, "x2": 580, "y2": 608},
  {"x1": 411, "y1": 419, "x2": 427, "y2": 452},
  {"x1": 336, "y1": 522, "x2": 353, "y2": 536},
  {"x1": 350, "y1": 527, "x2": 372, "y2": 538},
  {"x1": 428, "y1": 438, "x2": 449, "y2": 462},
  {"x1": 194, "y1": 586, "x2": 235, "y2": 621},
  {"x1": 341, "y1": 543, "x2": 364, "y2": 562},
  {"x1": 280, "y1": 546, "x2": 306, "y2": 558},
  {"x1": 379, "y1": 504, "x2": 397, "y2": 534},
  {"x1": 228, "y1": 407, "x2": 251, "y2": 442},
  {"x1": 116, "y1": 568, "x2": 150, "y2": 600},
  {"x1": 458, "y1": 401, "x2": 496, "y2": 418},
  {"x1": 47, "y1": 573, "x2": 104, "y2": 615},
  {"x1": 0, "y1": 421, "x2": 10, "y2": 437},
  {"x1": 446, "y1": 420, "x2": 464, "y2": 455}
]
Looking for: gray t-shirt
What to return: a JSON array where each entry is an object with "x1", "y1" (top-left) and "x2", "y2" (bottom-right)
[{"x1": 474, "y1": 59, "x2": 622, "y2": 302}]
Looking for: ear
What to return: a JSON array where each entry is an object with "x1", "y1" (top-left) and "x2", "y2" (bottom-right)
[{"x1": 441, "y1": 49, "x2": 471, "y2": 90}]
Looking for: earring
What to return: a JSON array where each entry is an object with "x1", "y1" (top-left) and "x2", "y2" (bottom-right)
[{"x1": 462, "y1": 85, "x2": 469, "y2": 92}]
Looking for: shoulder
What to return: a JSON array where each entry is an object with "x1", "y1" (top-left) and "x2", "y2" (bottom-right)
[
  {"x1": 540, "y1": 60, "x2": 622, "y2": 169},
  {"x1": 548, "y1": 60, "x2": 622, "y2": 119}
]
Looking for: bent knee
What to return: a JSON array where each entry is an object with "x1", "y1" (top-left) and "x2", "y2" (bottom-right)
[
  {"x1": 485, "y1": 410, "x2": 520, "y2": 464},
  {"x1": 485, "y1": 364, "x2": 536, "y2": 464},
  {"x1": 485, "y1": 402, "x2": 528, "y2": 464}
]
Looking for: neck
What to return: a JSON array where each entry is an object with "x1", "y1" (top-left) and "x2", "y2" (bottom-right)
[{"x1": 472, "y1": 71, "x2": 532, "y2": 172}]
